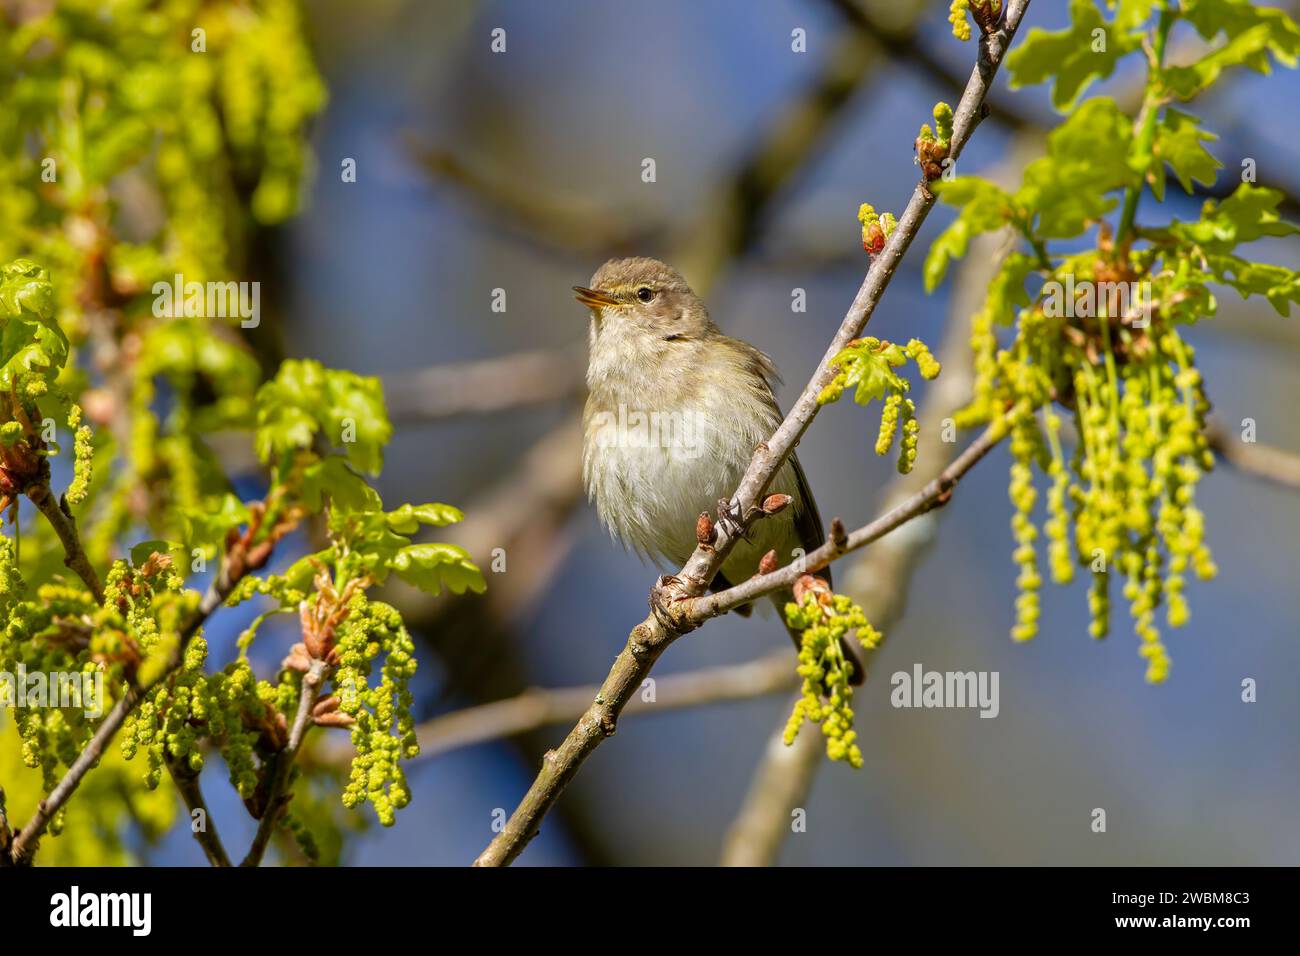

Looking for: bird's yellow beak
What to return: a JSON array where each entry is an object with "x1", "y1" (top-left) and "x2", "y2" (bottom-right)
[{"x1": 573, "y1": 286, "x2": 620, "y2": 309}]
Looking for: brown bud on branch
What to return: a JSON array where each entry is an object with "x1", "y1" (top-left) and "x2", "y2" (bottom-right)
[
  {"x1": 970, "y1": 0, "x2": 1003, "y2": 34},
  {"x1": 761, "y1": 493, "x2": 792, "y2": 516},
  {"x1": 695, "y1": 512, "x2": 715, "y2": 546},
  {"x1": 793, "y1": 573, "x2": 834, "y2": 608},
  {"x1": 313, "y1": 712, "x2": 357, "y2": 728}
]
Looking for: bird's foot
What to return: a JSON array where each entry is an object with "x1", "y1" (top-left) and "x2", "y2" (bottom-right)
[
  {"x1": 715, "y1": 498, "x2": 751, "y2": 543},
  {"x1": 648, "y1": 574, "x2": 698, "y2": 634}
]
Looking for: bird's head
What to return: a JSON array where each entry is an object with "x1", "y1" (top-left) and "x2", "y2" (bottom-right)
[{"x1": 575, "y1": 257, "x2": 714, "y2": 347}]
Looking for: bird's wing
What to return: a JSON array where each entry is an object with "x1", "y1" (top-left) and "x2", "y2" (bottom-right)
[
  {"x1": 789, "y1": 452, "x2": 831, "y2": 590},
  {"x1": 727, "y1": 335, "x2": 830, "y2": 588}
]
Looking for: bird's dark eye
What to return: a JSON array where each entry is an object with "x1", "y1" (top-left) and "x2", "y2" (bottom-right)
[{"x1": 636, "y1": 287, "x2": 654, "y2": 303}]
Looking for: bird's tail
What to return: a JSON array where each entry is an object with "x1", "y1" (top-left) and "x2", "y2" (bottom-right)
[{"x1": 772, "y1": 587, "x2": 865, "y2": 688}]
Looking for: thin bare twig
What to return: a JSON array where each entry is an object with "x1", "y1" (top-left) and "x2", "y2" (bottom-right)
[
  {"x1": 384, "y1": 347, "x2": 586, "y2": 422},
  {"x1": 720, "y1": 721, "x2": 824, "y2": 866},
  {"x1": 316, "y1": 650, "x2": 798, "y2": 765},
  {"x1": 698, "y1": 427, "x2": 1004, "y2": 621},
  {"x1": 1206, "y1": 422, "x2": 1300, "y2": 490},
  {"x1": 241, "y1": 658, "x2": 326, "y2": 867},
  {"x1": 167, "y1": 758, "x2": 232, "y2": 867},
  {"x1": 411, "y1": 143, "x2": 662, "y2": 259},
  {"x1": 472, "y1": 1, "x2": 1032, "y2": 867},
  {"x1": 25, "y1": 479, "x2": 103, "y2": 604}
]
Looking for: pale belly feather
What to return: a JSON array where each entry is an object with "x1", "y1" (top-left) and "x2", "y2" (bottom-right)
[{"x1": 584, "y1": 392, "x2": 803, "y2": 585}]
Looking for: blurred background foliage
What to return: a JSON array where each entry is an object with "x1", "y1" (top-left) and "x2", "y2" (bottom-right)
[{"x1": 4, "y1": 0, "x2": 1300, "y2": 865}]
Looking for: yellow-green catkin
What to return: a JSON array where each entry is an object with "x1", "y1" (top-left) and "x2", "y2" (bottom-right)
[
  {"x1": 1009, "y1": 407, "x2": 1043, "y2": 642},
  {"x1": 783, "y1": 593, "x2": 882, "y2": 769},
  {"x1": 949, "y1": 1, "x2": 972, "y2": 40},
  {"x1": 1043, "y1": 411, "x2": 1074, "y2": 585},
  {"x1": 876, "y1": 393, "x2": 903, "y2": 456},
  {"x1": 897, "y1": 399, "x2": 919, "y2": 474},
  {"x1": 66, "y1": 405, "x2": 93, "y2": 506},
  {"x1": 906, "y1": 339, "x2": 942, "y2": 380},
  {"x1": 818, "y1": 370, "x2": 848, "y2": 405},
  {"x1": 933, "y1": 102, "x2": 954, "y2": 149}
]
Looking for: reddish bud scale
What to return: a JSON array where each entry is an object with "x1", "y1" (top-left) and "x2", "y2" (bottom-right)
[
  {"x1": 762, "y1": 493, "x2": 792, "y2": 515},
  {"x1": 793, "y1": 573, "x2": 833, "y2": 607},
  {"x1": 862, "y1": 223, "x2": 885, "y2": 255}
]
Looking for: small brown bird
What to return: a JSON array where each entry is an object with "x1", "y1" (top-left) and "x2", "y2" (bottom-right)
[{"x1": 577, "y1": 256, "x2": 863, "y2": 685}]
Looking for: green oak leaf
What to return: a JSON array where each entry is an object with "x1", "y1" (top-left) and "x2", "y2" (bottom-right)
[
  {"x1": 388, "y1": 544, "x2": 485, "y2": 597},
  {"x1": 302, "y1": 456, "x2": 382, "y2": 514},
  {"x1": 1169, "y1": 184, "x2": 1300, "y2": 250},
  {"x1": 1205, "y1": 255, "x2": 1300, "y2": 316},
  {"x1": 1006, "y1": 0, "x2": 1143, "y2": 110},
  {"x1": 923, "y1": 178, "x2": 1015, "y2": 291},
  {"x1": 831, "y1": 343, "x2": 908, "y2": 404},
  {"x1": 181, "y1": 493, "x2": 251, "y2": 555},
  {"x1": 1150, "y1": 108, "x2": 1221, "y2": 200},
  {"x1": 1017, "y1": 98, "x2": 1134, "y2": 239},
  {"x1": 1110, "y1": 0, "x2": 1157, "y2": 32},
  {"x1": 1162, "y1": 3, "x2": 1300, "y2": 99},
  {"x1": 384, "y1": 503, "x2": 465, "y2": 534},
  {"x1": 986, "y1": 253, "x2": 1036, "y2": 325},
  {"x1": 0, "y1": 259, "x2": 67, "y2": 390},
  {"x1": 254, "y1": 359, "x2": 392, "y2": 475}
]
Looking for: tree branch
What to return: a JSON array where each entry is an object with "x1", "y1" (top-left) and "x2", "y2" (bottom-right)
[
  {"x1": 317, "y1": 650, "x2": 798, "y2": 765},
  {"x1": 410, "y1": 142, "x2": 663, "y2": 259},
  {"x1": 25, "y1": 478, "x2": 103, "y2": 604},
  {"x1": 167, "y1": 758, "x2": 232, "y2": 867},
  {"x1": 6, "y1": 530, "x2": 280, "y2": 865},
  {"x1": 384, "y1": 347, "x2": 586, "y2": 423},
  {"x1": 690, "y1": 425, "x2": 1003, "y2": 621},
  {"x1": 241, "y1": 658, "x2": 326, "y2": 867},
  {"x1": 1206, "y1": 422, "x2": 1300, "y2": 490},
  {"x1": 472, "y1": 0, "x2": 1032, "y2": 867},
  {"x1": 720, "y1": 715, "x2": 824, "y2": 866}
]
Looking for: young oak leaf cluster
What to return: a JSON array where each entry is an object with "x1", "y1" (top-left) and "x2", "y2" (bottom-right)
[
  {"x1": 925, "y1": 0, "x2": 1300, "y2": 681},
  {"x1": 1, "y1": 0, "x2": 326, "y2": 578},
  {"x1": 0, "y1": 261, "x2": 92, "y2": 525},
  {"x1": 2, "y1": 245, "x2": 479, "y2": 848},
  {"x1": 207, "y1": 359, "x2": 486, "y2": 826},
  {"x1": 0, "y1": 2, "x2": 467, "y2": 862},
  {"x1": 819, "y1": 335, "x2": 941, "y2": 474},
  {"x1": 1007, "y1": 0, "x2": 1300, "y2": 110}
]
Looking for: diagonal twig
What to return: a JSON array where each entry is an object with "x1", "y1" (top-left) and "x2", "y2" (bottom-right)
[
  {"x1": 472, "y1": 0, "x2": 1033, "y2": 868},
  {"x1": 241, "y1": 659, "x2": 327, "y2": 867}
]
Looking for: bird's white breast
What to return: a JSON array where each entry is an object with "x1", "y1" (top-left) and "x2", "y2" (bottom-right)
[{"x1": 584, "y1": 359, "x2": 800, "y2": 573}]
